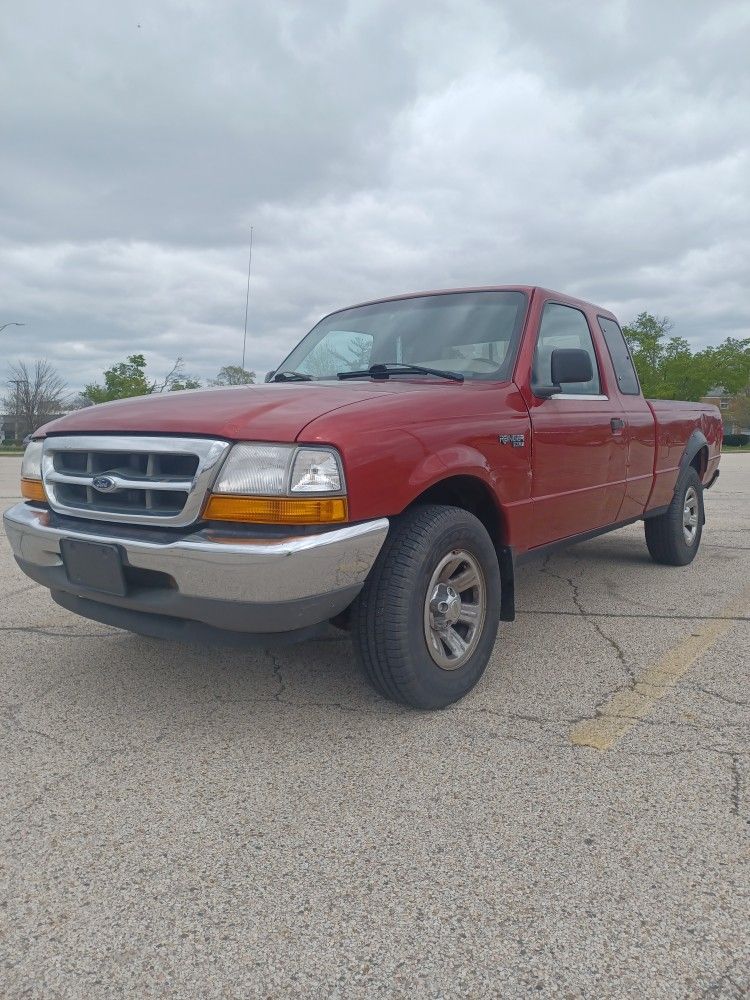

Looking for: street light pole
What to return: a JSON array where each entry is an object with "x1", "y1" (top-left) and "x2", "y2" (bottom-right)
[
  {"x1": 3, "y1": 326, "x2": 26, "y2": 442},
  {"x1": 10, "y1": 379, "x2": 26, "y2": 442}
]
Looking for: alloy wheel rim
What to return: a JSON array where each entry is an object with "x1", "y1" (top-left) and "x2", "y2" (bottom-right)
[
  {"x1": 683, "y1": 486, "x2": 699, "y2": 544},
  {"x1": 423, "y1": 549, "x2": 486, "y2": 671}
]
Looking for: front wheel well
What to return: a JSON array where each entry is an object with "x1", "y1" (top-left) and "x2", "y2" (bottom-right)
[
  {"x1": 402, "y1": 475, "x2": 516, "y2": 622},
  {"x1": 334, "y1": 477, "x2": 512, "y2": 634},
  {"x1": 404, "y1": 475, "x2": 506, "y2": 547}
]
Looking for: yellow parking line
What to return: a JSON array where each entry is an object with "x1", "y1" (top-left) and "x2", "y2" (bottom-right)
[{"x1": 570, "y1": 587, "x2": 750, "y2": 752}]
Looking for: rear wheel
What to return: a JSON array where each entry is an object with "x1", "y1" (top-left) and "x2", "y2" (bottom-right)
[
  {"x1": 644, "y1": 466, "x2": 704, "y2": 566},
  {"x1": 352, "y1": 504, "x2": 501, "y2": 709}
]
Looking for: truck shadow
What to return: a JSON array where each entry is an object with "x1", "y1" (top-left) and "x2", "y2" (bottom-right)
[
  {"x1": 93, "y1": 538, "x2": 647, "y2": 706},
  {"x1": 53, "y1": 531, "x2": 698, "y2": 729},
  {"x1": 104, "y1": 627, "x2": 400, "y2": 719}
]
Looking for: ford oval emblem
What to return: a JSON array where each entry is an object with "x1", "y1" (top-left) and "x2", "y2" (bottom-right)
[{"x1": 92, "y1": 475, "x2": 118, "y2": 493}]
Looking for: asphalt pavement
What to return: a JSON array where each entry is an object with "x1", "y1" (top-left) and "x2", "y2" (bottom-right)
[{"x1": 1, "y1": 454, "x2": 748, "y2": 999}]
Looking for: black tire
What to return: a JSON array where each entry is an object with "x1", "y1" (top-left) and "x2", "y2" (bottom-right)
[
  {"x1": 644, "y1": 466, "x2": 704, "y2": 566},
  {"x1": 352, "y1": 504, "x2": 501, "y2": 709}
]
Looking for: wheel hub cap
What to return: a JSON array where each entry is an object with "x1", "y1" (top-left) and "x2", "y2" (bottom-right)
[
  {"x1": 683, "y1": 486, "x2": 699, "y2": 544},
  {"x1": 423, "y1": 549, "x2": 487, "y2": 671},
  {"x1": 429, "y1": 584, "x2": 462, "y2": 629}
]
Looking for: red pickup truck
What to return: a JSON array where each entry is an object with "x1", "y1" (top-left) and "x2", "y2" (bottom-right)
[{"x1": 6, "y1": 286, "x2": 722, "y2": 708}]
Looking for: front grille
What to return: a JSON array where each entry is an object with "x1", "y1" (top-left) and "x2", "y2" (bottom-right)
[
  {"x1": 42, "y1": 435, "x2": 231, "y2": 527},
  {"x1": 52, "y1": 449, "x2": 199, "y2": 516}
]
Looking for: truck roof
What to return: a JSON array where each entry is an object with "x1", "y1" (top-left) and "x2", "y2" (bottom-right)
[{"x1": 338, "y1": 285, "x2": 617, "y2": 320}]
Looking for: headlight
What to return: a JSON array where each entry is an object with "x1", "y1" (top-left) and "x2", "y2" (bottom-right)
[
  {"x1": 213, "y1": 444, "x2": 293, "y2": 495},
  {"x1": 21, "y1": 440, "x2": 43, "y2": 479},
  {"x1": 205, "y1": 442, "x2": 347, "y2": 524},
  {"x1": 290, "y1": 449, "x2": 342, "y2": 493},
  {"x1": 20, "y1": 440, "x2": 46, "y2": 502}
]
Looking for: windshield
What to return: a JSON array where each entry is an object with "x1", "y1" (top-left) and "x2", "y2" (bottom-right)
[{"x1": 278, "y1": 291, "x2": 528, "y2": 381}]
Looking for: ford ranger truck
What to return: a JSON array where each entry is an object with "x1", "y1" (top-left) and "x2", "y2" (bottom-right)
[{"x1": 5, "y1": 286, "x2": 722, "y2": 709}]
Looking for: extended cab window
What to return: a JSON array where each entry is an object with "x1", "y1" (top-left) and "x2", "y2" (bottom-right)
[
  {"x1": 598, "y1": 316, "x2": 640, "y2": 395},
  {"x1": 532, "y1": 303, "x2": 601, "y2": 396}
]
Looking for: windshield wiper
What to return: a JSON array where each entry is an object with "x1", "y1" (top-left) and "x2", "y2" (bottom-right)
[
  {"x1": 272, "y1": 370, "x2": 313, "y2": 382},
  {"x1": 337, "y1": 363, "x2": 464, "y2": 383}
]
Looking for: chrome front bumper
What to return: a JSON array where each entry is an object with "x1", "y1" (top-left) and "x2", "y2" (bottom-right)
[{"x1": 3, "y1": 503, "x2": 389, "y2": 641}]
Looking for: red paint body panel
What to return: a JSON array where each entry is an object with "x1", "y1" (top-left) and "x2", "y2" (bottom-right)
[
  {"x1": 38, "y1": 382, "x2": 410, "y2": 442},
  {"x1": 616, "y1": 394, "x2": 656, "y2": 520},
  {"x1": 301, "y1": 381, "x2": 534, "y2": 548},
  {"x1": 645, "y1": 400, "x2": 722, "y2": 510},
  {"x1": 35, "y1": 285, "x2": 723, "y2": 554}
]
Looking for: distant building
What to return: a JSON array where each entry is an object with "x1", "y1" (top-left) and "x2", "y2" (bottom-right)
[
  {"x1": 0, "y1": 411, "x2": 69, "y2": 443},
  {"x1": 700, "y1": 386, "x2": 730, "y2": 410},
  {"x1": 700, "y1": 387, "x2": 749, "y2": 434}
]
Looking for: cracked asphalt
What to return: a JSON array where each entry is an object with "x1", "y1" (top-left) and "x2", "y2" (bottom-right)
[{"x1": 1, "y1": 455, "x2": 749, "y2": 999}]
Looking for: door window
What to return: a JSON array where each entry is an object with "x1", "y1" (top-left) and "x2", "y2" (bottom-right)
[{"x1": 532, "y1": 303, "x2": 601, "y2": 395}]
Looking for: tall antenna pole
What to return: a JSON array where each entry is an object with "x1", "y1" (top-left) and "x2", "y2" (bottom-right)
[{"x1": 241, "y1": 226, "x2": 253, "y2": 370}]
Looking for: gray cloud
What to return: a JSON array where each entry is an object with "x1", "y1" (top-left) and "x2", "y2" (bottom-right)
[{"x1": 1, "y1": 0, "x2": 748, "y2": 393}]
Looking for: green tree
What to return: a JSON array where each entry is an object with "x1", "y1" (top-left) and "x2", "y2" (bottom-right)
[
  {"x1": 84, "y1": 354, "x2": 152, "y2": 403},
  {"x1": 158, "y1": 359, "x2": 201, "y2": 392},
  {"x1": 622, "y1": 313, "x2": 673, "y2": 397},
  {"x1": 622, "y1": 312, "x2": 750, "y2": 401},
  {"x1": 84, "y1": 354, "x2": 201, "y2": 403},
  {"x1": 211, "y1": 365, "x2": 256, "y2": 386},
  {"x1": 694, "y1": 338, "x2": 750, "y2": 395},
  {"x1": 659, "y1": 336, "x2": 709, "y2": 402},
  {"x1": 168, "y1": 376, "x2": 202, "y2": 391},
  {"x1": 725, "y1": 393, "x2": 750, "y2": 431}
]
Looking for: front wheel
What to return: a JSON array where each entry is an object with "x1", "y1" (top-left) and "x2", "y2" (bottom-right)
[
  {"x1": 644, "y1": 466, "x2": 704, "y2": 566},
  {"x1": 352, "y1": 504, "x2": 501, "y2": 709}
]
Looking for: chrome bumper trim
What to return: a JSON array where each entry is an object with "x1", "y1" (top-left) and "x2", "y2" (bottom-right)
[{"x1": 3, "y1": 503, "x2": 389, "y2": 605}]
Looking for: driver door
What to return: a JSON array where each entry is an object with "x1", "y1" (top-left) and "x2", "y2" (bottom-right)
[{"x1": 528, "y1": 302, "x2": 627, "y2": 545}]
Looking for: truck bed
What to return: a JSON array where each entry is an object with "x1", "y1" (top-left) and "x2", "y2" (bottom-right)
[{"x1": 646, "y1": 399, "x2": 722, "y2": 509}]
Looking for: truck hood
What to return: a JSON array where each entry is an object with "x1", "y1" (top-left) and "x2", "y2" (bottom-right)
[{"x1": 37, "y1": 381, "x2": 417, "y2": 442}]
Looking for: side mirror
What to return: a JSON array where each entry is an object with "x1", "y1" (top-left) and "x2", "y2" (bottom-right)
[
  {"x1": 264, "y1": 370, "x2": 275, "y2": 383},
  {"x1": 550, "y1": 348, "x2": 592, "y2": 386},
  {"x1": 534, "y1": 382, "x2": 561, "y2": 399}
]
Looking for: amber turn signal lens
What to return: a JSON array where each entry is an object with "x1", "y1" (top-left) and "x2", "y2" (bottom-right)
[
  {"x1": 203, "y1": 494, "x2": 348, "y2": 524},
  {"x1": 21, "y1": 478, "x2": 46, "y2": 502}
]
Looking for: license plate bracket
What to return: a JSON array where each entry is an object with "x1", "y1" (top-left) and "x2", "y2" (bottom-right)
[{"x1": 60, "y1": 539, "x2": 128, "y2": 597}]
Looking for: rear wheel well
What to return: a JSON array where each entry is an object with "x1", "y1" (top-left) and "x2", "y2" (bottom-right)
[{"x1": 690, "y1": 445, "x2": 708, "y2": 479}]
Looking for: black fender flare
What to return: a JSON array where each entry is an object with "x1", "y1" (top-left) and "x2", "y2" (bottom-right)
[
  {"x1": 678, "y1": 429, "x2": 709, "y2": 476},
  {"x1": 677, "y1": 428, "x2": 709, "y2": 524}
]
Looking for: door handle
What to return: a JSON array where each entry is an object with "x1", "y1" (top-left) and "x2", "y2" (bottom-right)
[{"x1": 611, "y1": 418, "x2": 625, "y2": 433}]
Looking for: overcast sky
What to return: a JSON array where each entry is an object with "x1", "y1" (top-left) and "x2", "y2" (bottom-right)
[{"x1": 1, "y1": 0, "x2": 748, "y2": 393}]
